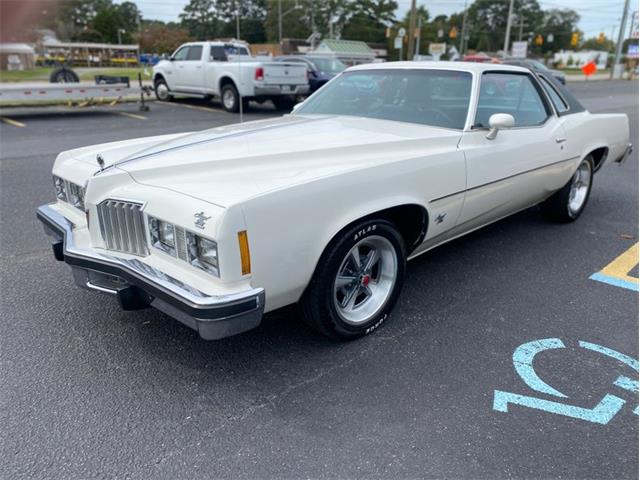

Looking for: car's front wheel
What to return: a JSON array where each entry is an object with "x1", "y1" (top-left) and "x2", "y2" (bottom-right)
[
  {"x1": 541, "y1": 155, "x2": 594, "y2": 222},
  {"x1": 301, "y1": 219, "x2": 406, "y2": 340},
  {"x1": 154, "y1": 78, "x2": 172, "y2": 101}
]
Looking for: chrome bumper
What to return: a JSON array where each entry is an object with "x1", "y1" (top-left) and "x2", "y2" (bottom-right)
[
  {"x1": 36, "y1": 204, "x2": 265, "y2": 340},
  {"x1": 254, "y1": 84, "x2": 309, "y2": 96},
  {"x1": 615, "y1": 143, "x2": 633, "y2": 164}
]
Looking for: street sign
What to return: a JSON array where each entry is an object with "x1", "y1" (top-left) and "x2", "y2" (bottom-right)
[
  {"x1": 428, "y1": 43, "x2": 447, "y2": 55},
  {"x1": 628, "y1": 44, "x2": 639, "y2": 58},
  {"x1": 394, "y1": 36, "x2": 402, "y2": 49},
  {"x1": 437, "y1": 29, "x2": 444, "y2": 38},
  {"x1": 511, "y1": 41, "x2": 527, "y2": 58},
  {"x1": 546, "y1": 33, "x2": 554, "y2": 43},
  {"x1": 630, "y1": 11, "x2": 639, "y2": 39},
  {"x1": 581, "y1": 62, "x2": 597, "y2": 76},
  {"x1": 398, "y1": 27, "x2": 406, "y2": 38}
]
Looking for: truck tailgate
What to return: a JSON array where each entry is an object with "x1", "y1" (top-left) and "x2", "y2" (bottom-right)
[{"x1": 262, "y1": 62, "x2": 307, "y2": 86}]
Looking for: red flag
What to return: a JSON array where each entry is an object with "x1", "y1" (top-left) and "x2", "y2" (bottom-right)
[{"x1": 582, "y1": 62, "x2": 597, "y2": 76}]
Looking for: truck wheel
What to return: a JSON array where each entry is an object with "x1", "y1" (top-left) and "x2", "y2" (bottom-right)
[
  {"x1": 301, "y1": 219, "x2": 406, "y2": 340},
  {"x1": 540, "y1": 155, "x2": 594, "y2": 222},
  {"x1": 49, "y1": 67, "x2": 79, "y2": 83},
  {"x1": 154, "y1": 78, "x2": 172, "y2": 101},
  {"x1": 272, "y1": 97, "x2": 295, "y2": 112},
  {"x1": 221, "y1": 84, "x2": 240, "y2": 113}
]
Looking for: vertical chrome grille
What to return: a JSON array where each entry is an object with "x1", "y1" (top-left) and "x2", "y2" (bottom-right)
[
  {"x1": 97, "y1": 200, "x2": 148, "y2": 256},
  {"x1": 174, "y1": 226, "x2": 188, "y2": 261}
]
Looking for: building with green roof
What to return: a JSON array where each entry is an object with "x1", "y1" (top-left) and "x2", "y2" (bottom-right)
[{"x1": 311, "y1": 39, "x2": 376, "y2": 66}]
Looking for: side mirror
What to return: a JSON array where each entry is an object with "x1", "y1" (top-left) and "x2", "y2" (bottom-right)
[
  {"x1": 486, "y1": 113, "x2": 515, "y2": 140},
  {"x1": 169, "y1": 57, "x2": 175, "y2": 62},
  {"x1": 292, "y1": 102, "x2": 303, "y2": 112}
]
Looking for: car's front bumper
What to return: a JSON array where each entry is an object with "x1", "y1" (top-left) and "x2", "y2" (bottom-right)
[{"x1": 36, "y1": 204, "x2": 265, "y2": 340}]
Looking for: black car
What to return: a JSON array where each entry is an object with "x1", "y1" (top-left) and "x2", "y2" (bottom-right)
[
  {"x1": 275, "y1": 55, "x2": 347, "y2": 92},
  {"x1": 503, "y1": 58, "x2": 566, "y2": 84}
]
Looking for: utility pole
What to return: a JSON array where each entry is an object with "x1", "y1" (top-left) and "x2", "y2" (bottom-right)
[
  {"x1": 459, "y1": 0, "x2": 468, "y2": 55},
  {"x1": 236, "y1": 0, "x2": 241, "y2": 40},
  {"x1": 407, "y1": 0, "x2": 417, "y2": 60},
  {"x1": 611, "y1": 0, "x2": 631, "y2": 79},
  {"x1": 518, "y1": 13, "x2": 525, "y2": 41},
  {"x1": 415, "y1": 16, "x2": 422, "y2": 56},
  {"x1": 278, "y1": 0, "x2": 282, "y2": 43},
  {"x1": 503, "y1": 0, "x2": 515, "y2": 58}
]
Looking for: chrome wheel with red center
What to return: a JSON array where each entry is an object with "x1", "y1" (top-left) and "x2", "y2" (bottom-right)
[{"x1": 333, "y1": 235, "x2": 398, "y2": 325}]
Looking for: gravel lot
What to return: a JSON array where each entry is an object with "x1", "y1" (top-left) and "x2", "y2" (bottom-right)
[{"x1": 1, "y1": 82, "x2": 638, "y2": 479}]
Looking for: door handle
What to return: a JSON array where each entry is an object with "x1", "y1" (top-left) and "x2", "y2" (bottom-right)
[{"x1": 555, "y1": 137, "x2": 567, "y2": 143}]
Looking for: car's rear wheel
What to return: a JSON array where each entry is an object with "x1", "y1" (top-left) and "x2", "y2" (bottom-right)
[
  {"x1": 301, "y1": 219, "x2": 406, "y2": 340},
  {"x1": 541, "y1": 155, "x2": 594, "y2": 222},
  {"x1": 221, "y1": 84, "x2": 240, "y2": 113},
  {"x1": 272, "y1": 96, "x2": 295, "y2": 111}
]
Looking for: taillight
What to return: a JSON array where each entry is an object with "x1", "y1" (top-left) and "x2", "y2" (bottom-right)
[{"x1": 254, "y1": 67, "x2": 264, "y2": 81}]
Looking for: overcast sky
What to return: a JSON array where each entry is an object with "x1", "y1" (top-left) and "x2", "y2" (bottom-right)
[{"x1": 117, "y1": 0, "x2": 632, "y2": 41}]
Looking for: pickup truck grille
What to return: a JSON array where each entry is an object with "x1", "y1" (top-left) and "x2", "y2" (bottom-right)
[{"x1": 96, "y1": 200, "x2": 148, "y2": 256}]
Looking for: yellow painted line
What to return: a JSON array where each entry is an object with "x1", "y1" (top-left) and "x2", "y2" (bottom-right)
[
  {"x1": 118, "y1": 112, "x2": 147, "y2": 121},
  {"x1": 1, "y1": 116, "x2": 26, "y2": 128},
  {"x1": 156, "y1": 100, "x2": 218, "y2": 113},
  {"x1": 590, "y1": 242, "x2": 639, "y2": 291},
  {"x1": 600, "y1": 242, "x2": 639, "y2": 283}
]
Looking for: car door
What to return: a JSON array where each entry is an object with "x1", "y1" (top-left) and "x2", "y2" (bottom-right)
[
  {"x1": 170, "y1": 45, "x2": 190, "y2": 90},
  {"x1": 179, "y1": 45, "x2": 205, "y2": 93},
  {"x1": 457, "y1": 71, "x2": 573, "y2": 229}
]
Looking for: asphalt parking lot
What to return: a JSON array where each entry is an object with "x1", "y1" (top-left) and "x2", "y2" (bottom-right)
[{"x1": 1, "y1": 82, "x2": 638, "y2": 479}]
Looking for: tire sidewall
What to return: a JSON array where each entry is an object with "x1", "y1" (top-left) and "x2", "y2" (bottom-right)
[
  {"x1": 319, "y1": 220, "x2": 406, "y2": 339},
  {"x1": 154, "y1": 78, "x2": 171, "y2": 101},
  {"x1": 566, "y1": 155, "x2": 594, "y2": 220},
  {"x1": 221, "y1": 84, "x2": 239, "y2": 112}
]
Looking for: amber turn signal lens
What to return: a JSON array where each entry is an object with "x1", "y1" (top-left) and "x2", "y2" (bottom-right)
[{"x1": 238, "y1": 230, "x2": 251, "y2": 275}]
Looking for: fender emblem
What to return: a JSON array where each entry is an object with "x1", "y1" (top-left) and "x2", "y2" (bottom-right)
[
  {"x1": 96, "y1": 153, "x2": 105, "y2": 171},
  {"x1": 435, "y1": 213, "x2": 446, "y2": 224},
  {"x1": 194, "y1": 211, "x2": 212, "y2": 229}
]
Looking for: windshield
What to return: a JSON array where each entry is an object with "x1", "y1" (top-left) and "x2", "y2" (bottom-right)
[
  {"x1": 308, "y1": 57, "x2": 347, "y2": 74},
  {"x1": 295, "y1": 69, "x2": 472, "y2": 129},
  {"x1": 528, "y1": 60, "x2": 550, "y2": 71}
]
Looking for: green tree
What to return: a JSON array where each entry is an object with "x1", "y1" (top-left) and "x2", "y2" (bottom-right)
[
  {"x1": 581, "y1": 36, "x2": 615, "y2": 52},
  {"x1": 538, "y1": 8, "x2": 580, "y2": 54},
  {"x1": 180, "y1": 0, "x2": 220, "y2": 39},
  {"x1": 135, "y1": 22, "x2": 193, "y2": 53},
  {"x1": 216, "y1": 0, "x2": 267, "y2": 42},
  {"x1": 342, "y1": 0, "x2": 398, "y2": 43}
]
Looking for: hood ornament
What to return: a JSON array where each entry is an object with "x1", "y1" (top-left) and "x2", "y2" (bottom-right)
[
  {"x1": 96, "y1": 153, "x2": 105, "y2": 171},
  {"x1": 194, "y1": 211, "x2": 212, "y2": 230}
]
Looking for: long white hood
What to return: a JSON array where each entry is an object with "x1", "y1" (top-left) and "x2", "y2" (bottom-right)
[{"x1": 72, "y1": 115, "x2": 462, "y2": 207}]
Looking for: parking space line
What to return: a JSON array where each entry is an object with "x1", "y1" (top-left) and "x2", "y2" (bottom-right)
[
  {"x1": 117, "y1": 112, "x2": 147, "y2": 121},
  {"x1": 590, "y1": 243, "x2": 639, "y2": 291},
  {"x1": 155, "y1": 100, "x2": 219, "y2": 113},
  {"x1": 1, "y1": 117, "x2": 26, "y2": 128}
]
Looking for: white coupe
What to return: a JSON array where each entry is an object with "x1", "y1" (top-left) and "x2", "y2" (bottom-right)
[{"x1": 38, "y1": 62, "x2": 632, "y2": 340}]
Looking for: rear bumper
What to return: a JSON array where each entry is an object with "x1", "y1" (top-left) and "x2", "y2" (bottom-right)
[
  {"x1": 614, "y1": 143, "x2": 633, "y2": 164},
  {"x1": 254, "y1": 84, "x2": 309, "y2": 96},
  {"x1": 36, "y1": 204, "x2": 264, "y2": 340}
]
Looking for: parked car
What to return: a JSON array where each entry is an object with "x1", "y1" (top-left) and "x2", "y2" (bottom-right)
[
  {"x1": 503, "y1": 58, "x2": 566, "y2": 84},
  {"x1": 275, "y1": 55, "x2": 347, "y2": 92},
  {"x1": 152, "y1": 41, "x2": 309, "y2": 112},
  {"x1": 38, "y1": 62, "x2": 631, "y2": 341}
]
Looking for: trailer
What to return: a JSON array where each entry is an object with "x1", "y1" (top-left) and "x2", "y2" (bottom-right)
[{"x1": 0, "y1": 75, "x2": 152, "y2": 110}]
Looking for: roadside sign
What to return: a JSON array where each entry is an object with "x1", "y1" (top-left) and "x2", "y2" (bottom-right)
[
  {"x1": 630, "y1": 11, "x2": 638, "y2": 39},
  {"x1": 437, "y1": 29, "x2": 444, "y2": 38},
  {"x1": 628, "y1": 44, "x2": 639, "y2": 58},
  {"x1": 398, "y1": 27, "x2": 406, "y2": 38},
  {"x1": 394, "y1": 37, "x2": 402, "y2": 49},
  {"x1": 581, "y1": 61, "x2": 597, "y2": 76},
  {"x1": 511, "y1": 41, "x2": 527, "y2": 58},
  {"x1": 428, "y1": 43, "x2": 447, "y2": 55}
]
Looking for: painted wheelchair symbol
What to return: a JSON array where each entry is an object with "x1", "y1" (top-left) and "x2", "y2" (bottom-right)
[{"x1": 493, "y1": 338, "x2": 638, "y2": 425}]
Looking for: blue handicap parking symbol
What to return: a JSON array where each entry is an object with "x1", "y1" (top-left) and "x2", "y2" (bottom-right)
[{"x1": 493, "y1": 338, "x2": 638, "y2": 424}]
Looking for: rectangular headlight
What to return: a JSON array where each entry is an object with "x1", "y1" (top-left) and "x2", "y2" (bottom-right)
[
  {"x1": 53, "y1": 176, "x2": 67, "y2": 202},
  {"x1": 148, "y1": 215, "x2": 176, "y2": 256},
  {"x1": 186, "y1": 231, "x2": 219, "y2": 276},
  {"x1": 68, "y1": 182, "x2": 85, "y2": 210}
]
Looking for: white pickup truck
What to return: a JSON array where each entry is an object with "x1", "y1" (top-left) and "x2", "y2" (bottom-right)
[{"x1": 152, "y1": 41, "x2": 309, "y2": 112}]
